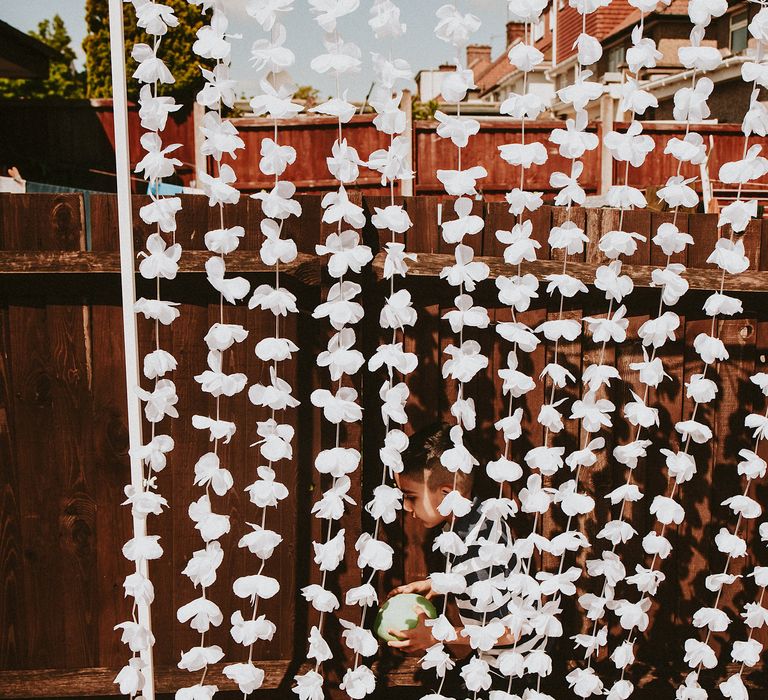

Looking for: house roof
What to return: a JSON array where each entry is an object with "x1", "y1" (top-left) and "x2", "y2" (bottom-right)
[
  {"x1": 475, "y1": 52, "x2": 515, "y2": 95},
  {"x1": 601, "y1": 0, "x2": 689, "y2": 45},
  {"x1": 0, "y1": 19, "x2": 61, "y2": 79}
]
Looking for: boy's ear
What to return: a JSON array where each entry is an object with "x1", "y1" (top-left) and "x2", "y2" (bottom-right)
[{"x1": 439, "y1": 484, "x2": 453, "y2": 497}]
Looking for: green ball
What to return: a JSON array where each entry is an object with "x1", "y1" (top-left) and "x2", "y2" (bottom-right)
[{"x1": 374, "y1": 593, "x2": 438, "y2": 642}]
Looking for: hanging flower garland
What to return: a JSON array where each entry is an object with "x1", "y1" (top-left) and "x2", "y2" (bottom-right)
[
  {"x1": 674, "y1": 12, "x2": 768, "y2": 696},
  {"x1": 219, "y1": 0, "x2": 302, "y2": 696},
  {"x1": 489, "y1": 1, "x2": 615, "y2": 695},
  {"x1": 115, "y1": 2, "x2": 182, "y2": 696},
  {"x1": 174, "y1": 3, "x2": 250, "y2": 700},
  {"x1": 294, "y1": 2, "x2": 376, "y2": 698},
  {"x1": 723, "y1": 522, "x2": 768, "y2": 700},
  {"x1": 595, "y1": 4, "x2": 755, "y2": 697},
  {"x1": 343, "y1": 2, "x2": 416, "y2": 693},
  {"x1": 579, "y1": 8, "x2": 711, "y2": 698},
  {"x1": 416, "y1": 4, "x2": 497, "y2": 697}
]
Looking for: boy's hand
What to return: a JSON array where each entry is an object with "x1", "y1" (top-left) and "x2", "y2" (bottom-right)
[
  {"x1": 386, "y1": 578, "x2": 434, "y2": 600},
  {"x1": 387, "y1": 607, "x2": 434, "y2": 655}
]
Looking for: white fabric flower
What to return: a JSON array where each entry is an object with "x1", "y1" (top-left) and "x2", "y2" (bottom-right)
[
  {"x1": 499, "y1": 141, "x2": 548, "y2": 169},
  {"x1": 497, "y1": 220, "x2": 542, "y2": 265},
  {"x1": 440, "y1": 244, "x2": 490, "y2": 291},
  {"x1": 693, "y1": 607, "x2": 730, "y2": 632},
  {"x1": 719, "y1": 673, "x2": 749, "y2": 700},
  {"x1": 684, "y1": 638, "x2": 717, "y2": 669},
  {"x1": 182, "y1": 541, "x2": 223, "y2": 588},
  {"x1": 436, "y1": 166, "x2": 488, "y2": 196},
  {"x1": 638, "y1": 311, "x2": 680, "y2": 348},
  {"x1": 461, "y1": 656, "x2": 492, "y2": 693},
  {"x1": 665, "y1": 132, "x2": 707, "y2": 165},
  {"x1": 434, "y1": 3, "x2": 481, "y2": 46},
  {"x1": 440, "y1": 65, "x2": 476, "y2": 102},
  {"x1": 441, "y1": 197, "x2": 484, "y2": 244},
  {"x1": 131, "y1": 43, "x2": 174, "y2": 84},
  {"x1": 293, "y1": 670, "x2": 324, "y2": 700},
  {"x1": 178, "y1": 645, "x2": 224, "y2": 672},
  {"x1": 605, "y1": 121, "x2": 654, "y2": 166},
  {"x1": 674, "y1": 77, "x2": 713, "y2": 122},
  {"x1": 200, "y1": 163, "x2": 240, "y2": 206}
]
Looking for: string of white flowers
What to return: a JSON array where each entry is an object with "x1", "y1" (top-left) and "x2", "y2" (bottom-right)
[
  {"x1": 489, "y1": 3, "x2": 614, "y2": 696},
  {"x1": 346, "y1": 0, "x2": 416, "y2": 688},
  {"x1": 579, "y1": 12, "x2": 714, "y2": 697},
  {"x1": 413, "y1": 4, "x2": 495, "y2": 697},
  {"x1": 174, "y1": 3, "x2": 250, "y2": 700},
  {"x1": 293, "y1": 2, "x2": 376, "y2": 699},
  {"x1": 217, "y1": 1, "x2": 302, "y2": 696},
  {"x1": 468, "y1": 11, "x2": 552, "y2": 682},
  {"x1": 722, "y1": 543, "x2": 768, "y2": 699},
  {"x1": 115, "y1": 2, "x2": 181, "y2": 697},
  {"x1": 588, "y1": 7, "x2": 760, "y2": 697},
  {"x1": 675, "y1": 13, "x2": 768, "y2": 696}
]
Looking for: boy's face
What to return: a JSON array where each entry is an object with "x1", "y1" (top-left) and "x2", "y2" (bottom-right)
[{"x1": 395, "y1": 473, "x2": 453, "y2": 529}]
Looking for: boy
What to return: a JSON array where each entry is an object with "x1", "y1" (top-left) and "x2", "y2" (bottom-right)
[{"x1": 386, "y1": 422, "x2": 537, "y2": 667}]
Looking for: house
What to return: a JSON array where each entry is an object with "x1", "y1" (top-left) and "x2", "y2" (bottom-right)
[
  {"x1": 547, "y1": 0, "x2": 758, "y2": 122},
  {"x1": 0, "y1": 18, "x2": 59, "y2": 79}
]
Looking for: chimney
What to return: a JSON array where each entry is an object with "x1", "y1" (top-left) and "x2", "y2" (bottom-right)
[
  {"x1": 466, "y1": 44, "x2": 492, "y2": 70},
  {"x1": 507, "y1": 21, "x2": 526, "y2": 47}
]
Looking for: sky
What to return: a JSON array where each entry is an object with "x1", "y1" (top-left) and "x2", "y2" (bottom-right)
[{"x1": 0, "y1": 0, "x2": 509, "y2": 100}]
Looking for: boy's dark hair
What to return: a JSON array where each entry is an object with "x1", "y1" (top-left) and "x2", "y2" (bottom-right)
[{"x1": 401, "y1": 422, "x2": 474, "y2": 492}]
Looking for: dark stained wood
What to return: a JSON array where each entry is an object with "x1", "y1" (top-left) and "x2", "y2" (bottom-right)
[{"x1": 3, "y1": 194, "x2": 768, "y2": 696}]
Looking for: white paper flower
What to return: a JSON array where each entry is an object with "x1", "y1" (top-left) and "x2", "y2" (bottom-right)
[
  {"x1": 499, "y1": 141, "x2": 548, "y2": 169},
  {"x1": 441, "y1": 197, "x2": 483, "y2": 244},
  {"x1": 693, "y1": 607, "x2": 730, "y2": 632},
  {"x1": 715, "y1": 527, "x2": 747, "y2": 557},
  {"x1": 440, "y1": 244, "x2": 490, "y2": 291},
  {"x1": 200, "y1": 163, "x2": 240, "y2": 206},
  {"x1": 176, "y1": 597, "x2": 222, "y2": 634},
  {"x1": 566, "y1": 667, "x2": 603, "y2": 698},
  {"x1": 312, "y1": 280, "x2": 364, "y2": 329},
  {"x1": 683, "y1": 638, "x2": 717, "y2": 669},
  {"x1": 437, "y1": 166, "x2": 488, "y2": 196},
  {"x1": 238, "y1": 524, "x2": 282, "y2": 560},
  {"x1": 506, "y1": 188, "x2": 544, "y2": 215},
  {"x1": 719, "y1": 673, "x2": 749, "y2": 700},
  {"x1": 114, "y1": 658, "x2": 146, "y2": 696},
  {"x1": 665, "y1": 132, "x2": 707, "y2": 165},
  {"x1": 497, "y1": 220, "x2": 542, "y2": 265},
  {"x1": 178, "y1": 645, "x2": 224, "y2": 672},
  {"x1": 311, "y1": 476, "x2": 356, "y2": 520},
  {"x1": 131, "y1": 43, "x2": 174, "y2": 84},
  {"x1": 311, "y1": 35, "x2": 362, "y2": 75},
  {"x1": 638, "y1": 311, "x2": 680, "y2": 348},
  {"x1": 182, "y1": 541, "x2": 223, "y2": 588},
  {"x1": 674, "y1": 76, "x2": 713, "y2": 122},
  {"x1": 573, "y1": 32, "x2": 602, "y2": 65}
]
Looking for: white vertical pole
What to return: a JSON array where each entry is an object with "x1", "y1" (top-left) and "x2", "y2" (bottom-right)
[{"x1": 107, "y1": 2, "x2": 156, "y2": 699}]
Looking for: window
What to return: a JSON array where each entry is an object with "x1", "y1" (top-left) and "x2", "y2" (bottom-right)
[
  {"x1": 606, "y1": 44, "x2": 626, "y2": 73},
  {"x1": 730, "y1": 10, "x2": 749, "y2": 54},
  {"x1": 533, "y1": 16, "x2": 545, "y2": 42}
]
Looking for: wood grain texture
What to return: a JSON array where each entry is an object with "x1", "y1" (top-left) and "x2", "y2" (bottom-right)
[{"x1": 2, "y1": 194, "x2": 768, "y2": 696}]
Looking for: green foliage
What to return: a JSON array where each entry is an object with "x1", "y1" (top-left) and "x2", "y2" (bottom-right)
[
  {"x1": 294, "y1": 84, "x2": 320, "y2": 108},
  {"x1": 0, "y1": 15, "x2": 86, "y2": 99},
  {"x1": 83, "y1": 0, "x2": 210, "y2": 100},
  {"x1": 412, "y1": 99, "x2": 439, "y2": 121}
]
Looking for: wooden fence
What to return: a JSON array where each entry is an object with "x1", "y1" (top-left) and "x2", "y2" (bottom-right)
[
  {"x1": 4, "y1": 100, "x2": 768, "y2": 203},
  {"x1": 1, "y1": 193, "x2": 768, "y2": 698}
]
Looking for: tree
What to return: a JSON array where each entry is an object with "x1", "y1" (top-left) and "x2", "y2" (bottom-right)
[
  {"x1": 83, "y1": 0, "x2": 210, "y2": 100},
  {"x1": 0, "y1": 15, "x2": 86, "y2": 99}
]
